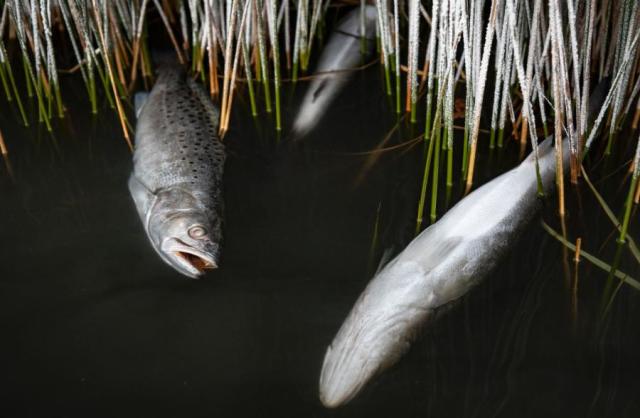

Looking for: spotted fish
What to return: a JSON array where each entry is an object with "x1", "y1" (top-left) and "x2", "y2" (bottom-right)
[{"x1": 129, "y1": 65, "x2": 225, "y2": 278}]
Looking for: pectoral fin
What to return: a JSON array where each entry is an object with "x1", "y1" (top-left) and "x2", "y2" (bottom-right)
[
  {"x1": 402, "y1": 230, "x2": 463, "y2": 273},
  {"x1": 128, "y1": 174, "x2": 155, "y2": 225}
]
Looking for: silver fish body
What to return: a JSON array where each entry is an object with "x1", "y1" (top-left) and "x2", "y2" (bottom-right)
[
  {"x1": 291, "y1": 5, "x2": 378, "y2": 138},
  {"x1": 319, "y1": 137, "x2": 568, "y2": 407},
  {"x1": 129, "y1": 66, "x2": 225, "y2": 278}
]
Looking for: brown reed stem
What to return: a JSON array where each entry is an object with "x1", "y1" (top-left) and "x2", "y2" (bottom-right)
[
  {"x1": 152, "y1": 0, "x2": 185, "y2": 65},
  {"x1": 92, "y1": 1, "x2": 132, "y2": 151}
]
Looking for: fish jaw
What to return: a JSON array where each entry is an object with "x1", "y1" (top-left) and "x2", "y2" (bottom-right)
[{"x1": 160, "y1": 237, "x2": 219, "y2": 279}]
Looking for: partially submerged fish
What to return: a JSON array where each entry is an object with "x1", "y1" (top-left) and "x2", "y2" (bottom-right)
[
  {"x1": 291, "y1": 5, "x2": 378, "y2": 138},
  {"x1": 320, "y1": 76, "x2": 613, "y2": 406},
  {"x1": 129, "y1": 65, "x2": 225, "y2": 278},
  {"x1": 319, "y1": 136, "x2": 569, "y2": 407}
]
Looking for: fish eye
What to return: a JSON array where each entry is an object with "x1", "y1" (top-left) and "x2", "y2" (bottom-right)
[{"x1": 188, "y1": 225, "x2": 207, "y2": 239}]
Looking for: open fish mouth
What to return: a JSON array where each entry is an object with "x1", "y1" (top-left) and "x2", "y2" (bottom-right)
[
  {"x1": 174, "y1": 250, "x2": 217, "y2": 273},
  {"x1": 161, "y1": 238, "x2": 218, "y2": 278}
]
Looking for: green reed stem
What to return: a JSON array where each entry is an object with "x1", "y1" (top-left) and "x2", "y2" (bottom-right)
[
  {"x1": 95, "y1": 58, "x2": 115, "y2": 109},
  {"x1": 461, "y1": 127, "x2": 470, "y2": 177},
  {"x1": 605, "y1": 131, "x2": 615, "y2": 155},
  {"x1": 393, "y1": 56, "x2": 401, "y2": 114},
  {"x1": 600, "y1": 242, "x2": 625, "y2": 314},
  {"x1": 88, "y1": 71, "x2": 97, "y2": 114},
  {"x1": 301, "y1": 49, "x2": 309, "y2": 72},
  {"x1": 292, "y1": 58, "x2": 298, "y2": 83},
  {"x1": 5, "y1": 61, "x2": 27, "y2": 126},
  {"x1": 141, "y1": 34, "x2": 153, "y2": 83},
  {"x1": 0, "y1": 64, "x2": 12, "y2": 101},
  {"x1": 262, "y1": 72, "x2": 272, "y2": 113},
  {"x1": 424, "y1": 79, "x2": 438, "y2": 141},
  {"x1": 424, "y1": 100, "x2": 433, "y2": 140},
  {"x1": 430, "y1": 126, "x2": 442, "y2": 223},
  {"x1": 384, "y1": 62, "x2": 392, "y2": 97},
  {"x1": 497, "y1": 127, "x2": 505, "y2": 148},
  {"x1": 242, "y1": 43, "x2": 258, "y2": 117},
  {"x1": 53, "y1": 83, "x2": 64, "y2": 119},
  {"x1": 21, "y1": 55, "x2": 33, "y2": 98},
  {"x1": 446, "y1": 133, "x2": 453, "y2": 187},
  {"x1": 416, "y1": 123, "x2": 437, "y2": 233},
  {"x1": 191, "y1": 43, "x2": 200, "y2": 73},
  {"x1": 28, "y1": 68, "x2": 52, "y2": 131},
  {"x1": 618, "y1": 175, "x2": 638, "y2": 244},
  {"x1": 541, "y1": 221, "x2": 640, "y2": 290}
]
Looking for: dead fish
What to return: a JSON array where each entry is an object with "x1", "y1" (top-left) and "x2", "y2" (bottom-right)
[
  {"x1": 291, "y1": 5, "x2": 378, "y2": 138},
  {"x1": 129, "y1": 65, "x2": 225, "y2": 279},
  {"x1": 318, "y1": 136, "x2": 569, "y2": 407},
  {"x1": 319, "y1": 75, "x2": 614, "y2": 407}
]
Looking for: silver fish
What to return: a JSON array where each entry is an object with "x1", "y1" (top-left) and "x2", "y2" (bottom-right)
[
  {"x1": 129, "y1": 66, "x2": 225, "y2": 279},
  {"x1": 318, "y1": 137, "x2": 569, "y2": 407},
  {"x1": 291, "y1": 5, "x2": 378, "y2": 138}
]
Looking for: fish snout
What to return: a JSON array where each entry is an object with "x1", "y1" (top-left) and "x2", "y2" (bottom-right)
[
  {"x1": 318, "y1": 346, "x2": 360, "y2": 408},
  {"x1": 318, "y1": 329, "x2": 378, "y2": 408},
  {"x1": 318, "y1": 291, "x2": 432, "y2": 407}
]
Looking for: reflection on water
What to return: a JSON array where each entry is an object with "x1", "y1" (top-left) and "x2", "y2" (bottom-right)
[{"x1": 0, "y1": 69, "x2": 639, "y2": 418}]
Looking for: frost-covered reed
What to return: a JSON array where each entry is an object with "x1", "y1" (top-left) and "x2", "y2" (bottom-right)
[{"x1": 1, "y1": 0, "x2": 640, "y2": 233}]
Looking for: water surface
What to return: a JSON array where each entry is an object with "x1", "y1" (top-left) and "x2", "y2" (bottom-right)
[{"x1": 1, "y1": 68, "x2": 639, "y2": 418}]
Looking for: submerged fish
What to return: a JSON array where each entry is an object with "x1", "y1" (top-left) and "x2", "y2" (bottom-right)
[
  {"x1": 318, "y1": 78, "x2": 614, "y2": 406},
  {"x1": 319, "y1": 137, "x2": 570, "y2": 407},
  {"x1": 129, "y1": 65, "x2": 225, "y2": 279},
  {"x1": 291, "y1": 5, "x2": 378, "y2": 138}
]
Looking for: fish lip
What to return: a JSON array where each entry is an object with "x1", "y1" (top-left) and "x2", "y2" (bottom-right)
[{"x1": 161, "y1": 238, "x2": 218, "y2": 279}]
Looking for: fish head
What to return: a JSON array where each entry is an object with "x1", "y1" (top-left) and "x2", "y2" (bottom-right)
[
  {"x1": 148, "y1": 189, "x2": 222, "y2": 278},
  {"x1": 319, "y1": 261, "x2": 431, "y2": 407}
]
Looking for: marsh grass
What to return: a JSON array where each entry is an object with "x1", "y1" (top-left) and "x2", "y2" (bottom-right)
[{"x1": 541, "y1": 221, "x2": 640, "y2": 291}]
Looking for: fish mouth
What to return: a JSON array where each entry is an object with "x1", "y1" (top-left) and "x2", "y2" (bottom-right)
[
  {"x1": 174, "y1": 250, "x2": 217, "y2": 274},
  {"x1": 161, "y1": 239, "x2": 218, "y2": 279}
]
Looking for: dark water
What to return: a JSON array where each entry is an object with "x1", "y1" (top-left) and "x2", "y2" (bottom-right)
[{"x1": 1, "y1": 68, "x2": 639, "y2": 418}]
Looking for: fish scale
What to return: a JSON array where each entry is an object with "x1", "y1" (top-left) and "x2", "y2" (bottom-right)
[{"x1": 133, "y1": 66, "x2": 224, "y2": 199}]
